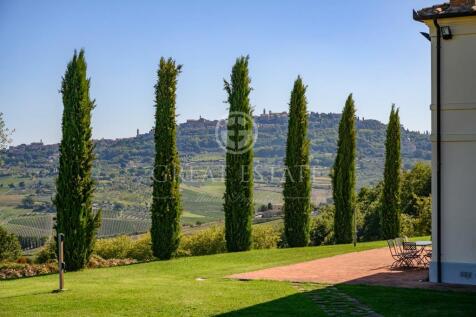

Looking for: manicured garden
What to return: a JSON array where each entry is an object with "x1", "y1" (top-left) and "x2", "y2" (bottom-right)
[{"x1": 1, "y1": 240, "x2": 475, "y2": 316}]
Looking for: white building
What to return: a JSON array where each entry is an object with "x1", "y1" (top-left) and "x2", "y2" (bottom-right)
[{"x1": 415, "y1": 0, "x2": 476, "y2": 285}]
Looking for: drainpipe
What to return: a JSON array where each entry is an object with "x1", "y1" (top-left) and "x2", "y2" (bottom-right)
[{"x1": 433, "y1": 18, "x2": 442, "y2": 284}]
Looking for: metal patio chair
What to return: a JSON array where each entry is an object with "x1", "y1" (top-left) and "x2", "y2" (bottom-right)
[
  {"x1": 388, "y1": 239, "x2": 420, "y2": 269},
  {"x1": 402, "y1": 241, "x2": 421, "y2": 267},
  {"x1": 387, "y1": 239, "x2": 405, "y2": 269}
]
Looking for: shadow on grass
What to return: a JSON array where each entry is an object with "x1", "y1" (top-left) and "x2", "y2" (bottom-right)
[
  {"x1": 215, "y1": 290, "x2": 325, "y2": 317},
  {"x1": 0, "y1": 290, "x2": 53, "y2": 300},
  {"x1": 337, "y1": 283, "x2": 476, "y2": 317},
  {"x1": 344, "y1": 269, "x2": 476, "y2": 292},
  {"x1": 343, "y1": 267, "x2": 430, "y2": 288}
]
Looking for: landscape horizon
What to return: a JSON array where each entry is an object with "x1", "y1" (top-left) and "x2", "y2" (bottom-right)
[
  {"x1": 4, "y1": 2, "x2": 476, "y2": 315},
  {"x1": 0, "y1": 109, "x2": 430, "y2": 248}
]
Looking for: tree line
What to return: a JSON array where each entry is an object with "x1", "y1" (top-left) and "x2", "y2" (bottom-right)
[{"x1": 33, "y1": 50, "x2": 414, "y2": 270}]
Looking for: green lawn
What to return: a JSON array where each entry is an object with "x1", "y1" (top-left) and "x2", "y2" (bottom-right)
[
  {"x1": 338, "y1": 284, "x2": 476, "y2": 317},
  {"x1": 1, "y1": 240, "x2": 474, "y2": 316}
]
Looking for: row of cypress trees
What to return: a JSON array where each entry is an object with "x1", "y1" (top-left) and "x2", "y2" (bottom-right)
[
  {"x1": 332, "y1": 99, "x2": 402, "y2": 244},
  {"x1": 55, "y1": 50, "x2": 402, "y2": 270},
  {"x1": 54, "y1": 51, "x2": 314, "y2": 266},
  {"x1": 222, "y1": 58, "x2": 314, "y2": 249},
  {"x1": 55, "y1": 52, "x2": 187, "y2": 267}
]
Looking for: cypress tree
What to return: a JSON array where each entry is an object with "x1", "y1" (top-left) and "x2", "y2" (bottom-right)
[
  {"x1": 381, "y1": 105, "x2": 401, "y2": 239},
  {"x1": 54, "y1": 50, "x2": 101, "y2": 271},
  {"x1": 223, "y1": 56, "x2": 254, "y2": 252},
  {"x1": 283, "y1": 76, "x2": 311, "y2": 247},
  {"x1": 150, "y1": 57, "x2": 182, "y2": 260},
  {"x1": 332, "y1": 94, "x2": 357, "y2": 244}
]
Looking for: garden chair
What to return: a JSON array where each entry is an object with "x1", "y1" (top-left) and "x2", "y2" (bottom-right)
[
  {"x1": 422, "y1": 250, "x2": 432, "y2": 267},
  {"x1": 394, "y1": 237, "x2": 404, "y2": 249},
  {"x1": 387, "y1": 239, "x2": 405, "y2": 269},
  {"x1": 388, "y1": 239, "x2": 420, "y2": 269},
  {"x1": 402, "y1": 241, "x2": 421, "y2": 267}
]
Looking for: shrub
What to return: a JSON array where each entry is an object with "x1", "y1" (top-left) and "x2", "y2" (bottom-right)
[
  {"x1": 0, "y1": 226, "x2": 21, "y2": 262},
  {"x1": 87, "y1": 255, "x2": 136, "y2": 269},
  {"x1": 16, "y1": 256, "x2": 32, "y2": 264},
  {"x1": 178, "y1": 225, "x2": 226, "y2": 257},
  {"x1": 360, "y1": 206, "x2": 381, "y2": 242},
  {"x1": 310, "y1": 205, "x2": 334, "y2": 246},
  {"x1": 126, "y1": 234, "x2": 153, "y2": 261},
  {"x1": 252, "y1": 224, "x2": 282, "y2": 249},
  {"x1": 356, "y1": 184, "x2": 382, "y2": 242},
  {"x1": 93, "y1": 234, "x2": 153, "y2": 261},
  {"x1": 20, "y1": 195, "x2": 34, "y2": 208},
  {"x1": 401, "y1": 163, "x2": 431, "y2": 215},
  {"x1": 414, "y1": 195, "x2": 431, "y2": 236},
  {"x1": 0, "y1": 262, "x2": 57, "y2": 280},
  {"x1": 0, "y1": 257, "x2": 136, "y2": 279},
  {"x1": 35, "y1": 237, "x2": 57, "y2": 264},
  {"x1": 400, "y1": 213, "x2": 415, "y2": 238},
  {"x1": 177, "y1": 223, "x2": 282, "y2": 257},
  {"x1": 94, "y1": 235, "x2": 134, "y2": 260}
]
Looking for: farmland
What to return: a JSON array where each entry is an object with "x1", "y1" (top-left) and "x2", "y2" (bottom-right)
[{"x1": 0, "y1": 111, "x2": 429, "y2": 246}]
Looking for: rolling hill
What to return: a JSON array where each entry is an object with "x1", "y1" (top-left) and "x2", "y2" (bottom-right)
[{"x1": 0, "y1": 111, "x2": 430, "y2": 245}]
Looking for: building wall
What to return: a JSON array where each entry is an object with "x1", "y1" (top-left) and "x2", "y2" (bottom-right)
[{"x1": 425, "y1": 16, "x2": 476, "y2": 285}]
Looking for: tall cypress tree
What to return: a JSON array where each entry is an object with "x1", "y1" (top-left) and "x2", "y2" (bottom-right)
[
  {"x1": 332, "y1": 94, "x2": 357, "y2": 244},
  {"x1": 150, "y1": 58, "x2": 182, "y2": 260},
  {"x1": 381, "y1": 105, "x2": 401, "y2": 239},
  {"x1": 223, "y1": 56, "x2": 254, "y2": 252},
  {"x1": 283, "y1": 76, "x2": 311, "y2": 247},
  {"x1": 54, "y1": 50, "x2": 101, "y2": 271}
]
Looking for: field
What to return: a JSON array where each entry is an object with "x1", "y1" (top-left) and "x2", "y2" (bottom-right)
[
  {"x1": 0, "y1": 171, "x2": 331, "y2": 247},
  {"x1": 1, "y1": 241, "x2": 474, "y2": 316}
]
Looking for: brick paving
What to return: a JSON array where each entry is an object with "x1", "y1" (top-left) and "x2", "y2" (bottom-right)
[{"x1": 230, "y1": 248, "x2": 432, "y2": 288}]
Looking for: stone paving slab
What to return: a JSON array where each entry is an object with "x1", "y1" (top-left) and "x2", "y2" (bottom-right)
[{"x1": 293, "y1": 283, "x2": 383, "y2": 317}]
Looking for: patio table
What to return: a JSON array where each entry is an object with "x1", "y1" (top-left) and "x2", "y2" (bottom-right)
[
  {"x1": 415, "y1": 241, "x2": 432, "y2": 266},
  {"x1": 415, "y1": 241, "x2": 432, "y2": 247}
]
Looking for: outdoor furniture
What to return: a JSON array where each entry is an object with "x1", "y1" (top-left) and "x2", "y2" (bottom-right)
[
  {"x1": 415, "y1": 241, "x2": 432, "y2": 247},
  {"x1": 387, "y1": 239, "x2": 425, "y2": 269},
  {"x1": 387, "y1": 239, "x2": 403, "y2": 268},
  {"x1": 402, "y1": 241, "x2": 422, "y2": 267},
  {"x1": 388, "y1": 239, "x2": 418, "y2": 268},
  {"x1": 415, "y1": 241, "x2": 432, "y2": 267},
  {"x1": 403, "y1": 241, "x2": 433, "y2": 267}
]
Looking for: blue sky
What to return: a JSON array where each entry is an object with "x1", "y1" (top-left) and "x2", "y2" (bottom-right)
[{"x1": 0, "y1": 0, "x2": 435, "y2": 145}]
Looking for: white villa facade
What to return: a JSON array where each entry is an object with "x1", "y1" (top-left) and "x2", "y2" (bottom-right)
[{"x1": 415, "y1": 0, "x2": 476, "y2": 285}]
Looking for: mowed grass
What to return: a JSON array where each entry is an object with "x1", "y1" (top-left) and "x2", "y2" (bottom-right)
[
  {"x1": 0, "y1": 241, "x2": 388, "y2": 317},
  {"x1": 338, "y1": 284, "x2": 476, "y2": 317},
  {"x1": 2, "y1": 238, "x2": 475, "y2": 316}
]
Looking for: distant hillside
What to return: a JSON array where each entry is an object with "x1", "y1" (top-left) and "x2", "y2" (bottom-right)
[
  {"x1": 4, "y1": 111, "x2": 430, "y2": 185},
  {"x1": 0, "y1": 111, "x2": 430, "y2": 245}
]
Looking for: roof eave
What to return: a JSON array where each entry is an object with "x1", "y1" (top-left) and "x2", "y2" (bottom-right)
[{"x1": 413, "y1": 9, "x2": 476, "y2": 21}]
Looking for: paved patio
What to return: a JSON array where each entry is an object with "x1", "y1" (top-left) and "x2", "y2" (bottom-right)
[{"x1": 229, "y1": 247, "x2": 474, "y2": 290}]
